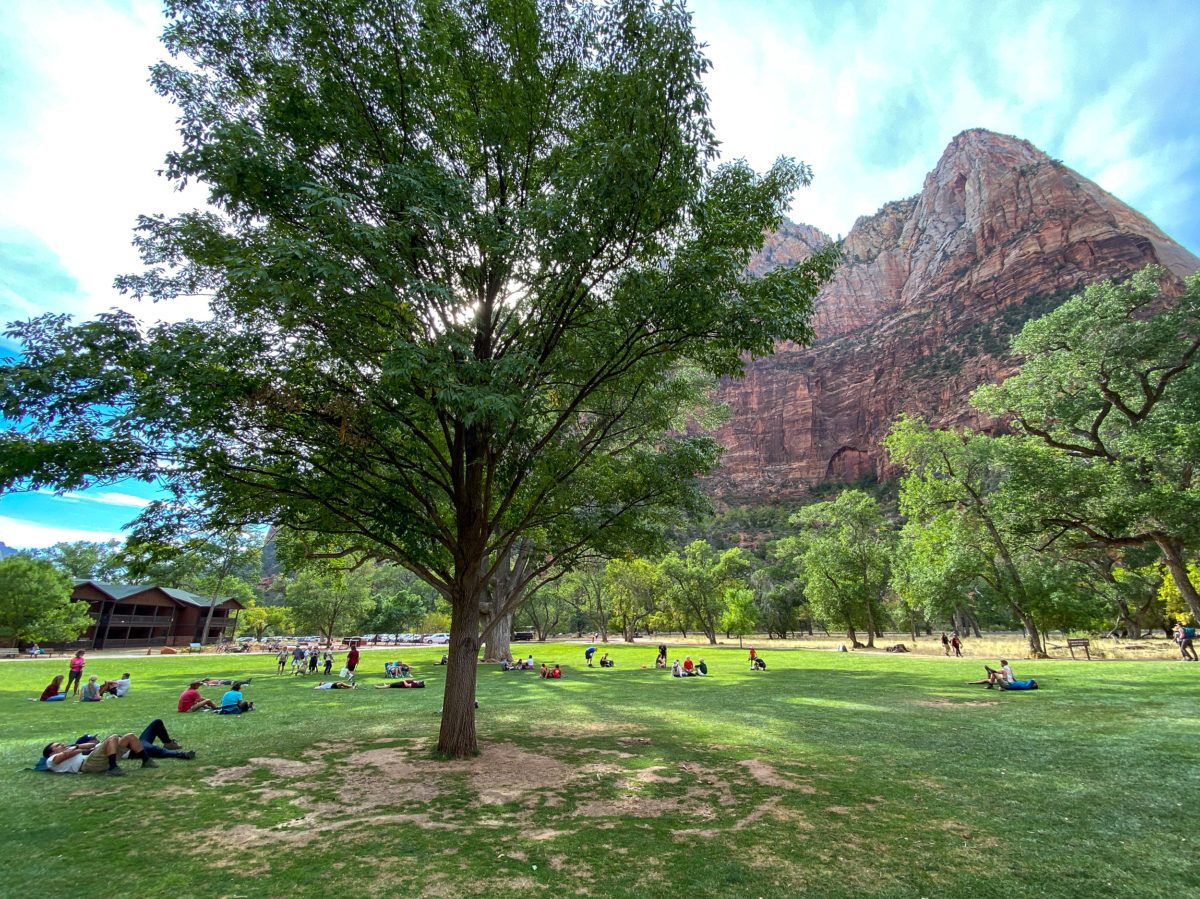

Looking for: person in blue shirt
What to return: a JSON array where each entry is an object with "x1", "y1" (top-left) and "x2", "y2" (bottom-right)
[{"x1": 219, "y1": 681, "x2": 254, "y2": 714}]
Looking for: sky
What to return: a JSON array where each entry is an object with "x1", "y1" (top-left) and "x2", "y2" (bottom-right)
[{"x1": 1, "y1": 0, "x2": 1199, "y2": 549}]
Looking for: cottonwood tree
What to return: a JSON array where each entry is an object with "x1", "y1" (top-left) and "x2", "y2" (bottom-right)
[
  {"x1": 790, "y1": 491, "x2": 892, "y2": 648},
  {"x1": 885, "y1": 418, "x2": 1051, "y2": 656},
  {"x1": 286, "y1": 565, "x2": 374, "y2": 644},
  {"x1": 660, "y1": 540, "x2": 749, "y2": 644},
  {"x1": 604, "y1": 557, "x2": 668, "y2": 642},
  {"x1": 0, "y1": 0, "x2": 835, "y2": 756},
  {"x1": 0, "y1": 557, "x2": 91, "y2": 644},
  {"x1": 973, "y1": 267, "x2": 1200, "y2": 622}
]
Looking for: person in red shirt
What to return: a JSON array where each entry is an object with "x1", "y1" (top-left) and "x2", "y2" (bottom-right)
[
  {"x1": 550, "y1": 664, "x2": 562, "y2": 679},
  {"x1": 178, "y1": 681, "x2": 218, "y2": 712},
  {"x1": 682, "y1": 656, "x2": 695, "y2": 675},
  {"x1": 39, "y1": 675, "x2": 67, "y2": 702},
  {"x1": 346, "y1": 644, "x2": 360, "y2": 676}
]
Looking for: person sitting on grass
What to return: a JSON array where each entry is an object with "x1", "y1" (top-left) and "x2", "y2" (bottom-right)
[
  {"x1": 384, "y1": 661, "x2": 398, "y2": 678},
  {"x1": 99, "y1": 673, "x2": 132, "y2": 698},
  {"x1": 969, "y1": 660, "x2": 1014, "y2": 689},
  {"x1": 599, "y1": 652, "x2": 614, "y2": 668},
  {"x1": 550, "y1": 664, "x2": 562, "y2": 679},
  {"x1": 682, "y1": 656, "x2": 696, "y2": 676},
  {"x1": 373, "y1": 678, "x2": 426, "y2": 688},
  {"x1": 656, "y1": 644, "x2": 668, "y2": 668},
  {"x1": 37, "y1": 675, "x2": 67, "y2": 702},
  {"x1": 177, "y1": 682, "x2": 218, "y2": 713},
  {"x1": 671, "y1": 659, "x2": 684, "y2": 678},
  {"x1": 696, "y1": 658, "x2": 708, "y2": 676},
  {"x1": 218, "y1": 681, "x2": 254, "y2": 714},
  {"x1": 80, "y1": 676, "x2": 104, "y2": 702},
  {"x1": 539, "y1": 663, "x2": 550, "y2": 678},
  {"x1": 500, "y1": 657, "x2": 516, "y2": 671},
  {"x1": 750, "y1": 656, "x2": 767, "y2": 671},
  {"x1": 40, "y1": 732, "x2": 157, "y2": 777},
  {"x1": 313, "y1": 681, "x2": 357, "y2": 689},
  {"x1": 519, "y1": 655, "x2": 535, "y2": 670}
]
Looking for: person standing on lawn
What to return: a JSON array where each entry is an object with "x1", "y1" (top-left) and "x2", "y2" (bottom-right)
[
  {"x1": 346, "y1": 643, "x2": 360, "y2": 678},
  {"x1": 941, "y1": 632, "x2": 951, "y2": 655},
  {"x1": 323, "y1": 648, "x2": 334, "y2": 675},
  {"x1": 951, "y1": 633, "x2": 963, "y2": 657},
  {"x1": 277, "y1": 648, "x2": 288, "y2": 674},
  {"x1": 66, "y1": 651, "x2": 85, "y2": 696},
  {"x1": 1174, "y1": 623, "x2": 1198, "y2": 661}
]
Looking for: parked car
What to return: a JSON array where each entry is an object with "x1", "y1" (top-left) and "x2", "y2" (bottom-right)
[
  {"x1": 427, "y1": 633, "x2": 451, "y2": 644},
  {"x1": 512, "y1": 630, "x2": 534, "y2": 641}
]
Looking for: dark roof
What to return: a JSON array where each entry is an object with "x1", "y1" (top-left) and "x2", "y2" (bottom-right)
[{"x1": 72, "y1": 580, "x2": 244, "y2": 610}]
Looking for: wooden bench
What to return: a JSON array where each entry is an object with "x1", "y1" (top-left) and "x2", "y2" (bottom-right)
[
  {"x1": 1067, "y1": 638, "x2": 1091, "y2": 660},
  {"x1": 0, "y1": 647, "x2": 20, "y2": 659}
]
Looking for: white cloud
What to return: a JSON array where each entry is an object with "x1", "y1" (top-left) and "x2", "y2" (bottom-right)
[
  {"x1": 0, "y1": 515, "x2": 126, "y2": 549},
  {"x1": 36, "y1": 489, "x2": 152, "y2": 509},
  {"x1": 0, "y1": 0, "x2": 209, "y2": 325}
]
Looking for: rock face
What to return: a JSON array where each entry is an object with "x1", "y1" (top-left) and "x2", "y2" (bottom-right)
[{"x1": 710, "y1": 129, "x2": 1200, "y2": 498}]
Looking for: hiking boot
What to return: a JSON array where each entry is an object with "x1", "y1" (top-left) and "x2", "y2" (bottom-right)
[
  {"x1": 105, "y1": 767, "x2": 127, "y2": 777},
  {"x1": 181, "y1": 750, "x2": 196, "y2": 760},
  {"x1": 141, "y1": 757, "x2": 159, "y2": 768}
]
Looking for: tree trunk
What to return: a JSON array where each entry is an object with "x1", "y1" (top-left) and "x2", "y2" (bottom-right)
[
  {"x1": 437, "y1": 598, "x2": 481, "y2": 758},
  {"x1": 1013, "y1": 605, "x2": 1046, "y2": 658},
  {"x1": 965, "y1": 608, "x2": 982, "y2": 639},
  {"x1": 863, "y1": 601, "x2": 876, "y2": 648},
  {"x1": 481, "y1": 610, "x2": 513, "y2": 662},
  {"x1": 1155, "y1": 535, "x2": 1200, "y2": 622}
]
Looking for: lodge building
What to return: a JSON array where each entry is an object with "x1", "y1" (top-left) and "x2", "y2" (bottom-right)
[{"x1": 71, "y1": 580, "x2": 244, "y2": 650}]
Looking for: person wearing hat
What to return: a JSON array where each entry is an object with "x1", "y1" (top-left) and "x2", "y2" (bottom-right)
[{"x1": 177, "y1": 681, "x2": 218, "y2": 712}]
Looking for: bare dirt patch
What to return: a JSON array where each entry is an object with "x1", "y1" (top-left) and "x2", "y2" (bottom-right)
[
  {"x1": 740, "y1": 758, "x2": 796, "y2": 789},
  {"x1": 616, "y1": 737, "x2": 652, "y2": 746}
]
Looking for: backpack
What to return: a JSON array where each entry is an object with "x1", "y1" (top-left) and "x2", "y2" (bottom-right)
[{"x1": 1184, "y1": 627, "x2": 1197, "y2": 641}]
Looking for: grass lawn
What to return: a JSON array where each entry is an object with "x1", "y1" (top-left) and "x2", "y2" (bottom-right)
[{"x1": 1, "y1": 644, "x2": 1197, "y2": 897}]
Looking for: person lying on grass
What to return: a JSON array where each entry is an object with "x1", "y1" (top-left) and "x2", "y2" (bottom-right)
[
  {"x1": 203, "y1": 677, "x2": 252, "y2": 686},
  {"x1": 313, "y1": 681, "x2": 357, "y2": 689},
  {"x1": 178, "y1": 682, "x2": 218, "y2": 713},
  {"x1": 40, "y1": 732, "x2": 158, "y2": 776},
  {"x1": 36, "y1": 675, "x2": 67, "y2": 702},
  {"x1": 132, "y1": 719, "x2": 197, "y2": 760},
  {"x1": 374, "y1": 679, "x2": 426, "y2": 688}
]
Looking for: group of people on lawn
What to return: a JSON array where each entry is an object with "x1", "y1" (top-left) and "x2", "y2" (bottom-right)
[{"x1": 36, "y1": 652, "x2": 133, "y2": 703}]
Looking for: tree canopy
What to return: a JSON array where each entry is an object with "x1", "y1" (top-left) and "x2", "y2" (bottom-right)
[
  {"x1": 0, "y1": 0, "x2": 835, "y2": 756},
  {"x1": 0, "y1": 556, "x2": 90, "y2": 644},
  {"x1": 973, "y1": 267, "x2": 1200, "y2": 620}
]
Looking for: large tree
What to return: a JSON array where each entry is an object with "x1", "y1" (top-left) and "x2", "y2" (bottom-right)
[
  {"x1": 789, "y1": 490, "x2": 892, "y2": 648},
  {"x1": 973, "y1": 266, "x2": 1200, "y2": 621},
  {"x1": 885, "y1": 417, "x2": 1051, "y2": 656},
  {"x1": 0, "y1": 0, "x2": 835, "y2": 756},
  {"x1": 0, "y1": 556, "x2": 91, "y2": 644},
  {"x1": 660, "y1": 539, "x2": 749, "y2": 644}
]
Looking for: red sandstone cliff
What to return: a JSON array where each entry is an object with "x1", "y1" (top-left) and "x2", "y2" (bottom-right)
[{"x1": 711, "y1": 129, "x2": 1200, "y2": 498}]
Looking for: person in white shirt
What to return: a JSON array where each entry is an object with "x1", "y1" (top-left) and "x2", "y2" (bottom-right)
[
  {"x1": 970, "y1": 660, "x2": 1016, "y2": 688},
  {"x1": 41, "y1": 733, "x2": 156, "y2": 777},
  {"x1": 113, "y1": 674, "x2": 132, "y2": 697}
]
